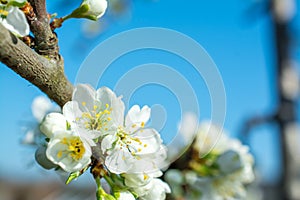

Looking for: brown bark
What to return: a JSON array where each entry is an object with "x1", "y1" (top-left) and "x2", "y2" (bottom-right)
[{"x1": 0, "y1": 24, "x2": 73, "y2": 107}]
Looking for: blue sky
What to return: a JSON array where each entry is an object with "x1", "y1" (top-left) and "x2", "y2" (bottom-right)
[{"x1": 1, "y1": 0, "x2": 298, "y2": 184}]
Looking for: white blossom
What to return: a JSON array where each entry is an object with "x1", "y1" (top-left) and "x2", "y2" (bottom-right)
[
  {"x1": 101, "y1": 105, "x2": 166, "y2": 174},
  {"x1": 40, "y1": 113, "x2": 68, "y2": 138},
  {"x1": 194, "y1": 122, "x2": 254, "y2": 199},
  {"x1": 31, "y1": 96, "x2": 53, "y2": 122},
  {"x1": 46, "y1": 130, "x2": 92, "y2": 172},
  {"x1": 173, "y1": 115, "x2": 255, "y2": 200},
  {"x1": 22, "y1": 96, "x2": 58, "y2": 145},
  {"x1": 63, "y1": 84, "x2": 125, "y2": 146},
  {"x1": 0, "y1": 0, "x2": 30, "y2": 36}
]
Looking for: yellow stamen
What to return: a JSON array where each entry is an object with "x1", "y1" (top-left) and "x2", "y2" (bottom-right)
[
  {"x1": 143, "y1": 174, "x2": 149, "y2": 180},
  {"x1": 57, "y1": 151, "x2": 62, "y2": 158},
  {"x1": 61, "y1": 136, "x2": 85, "y2": 161},
  {"x1": 0, "y1": 9, "x2": 8, "y2": 17}
]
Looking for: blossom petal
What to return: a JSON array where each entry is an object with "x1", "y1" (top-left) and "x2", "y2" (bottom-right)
[
  {"x1": 104, "y1": 148, "x2": 134, "y2": 174},
  {"x1": 73, "y1": 84, "x2": 96, "y2": 111},
  {"x1": 63, "y1": 101, "x2": 83, "y2": 122},
  {"x1": 101, "y1": 134, "x2": 117, "y2": 154},
  {"x1": 125, "y1": 105, "x2": 151, "y2": 133},
  {"x1": 132, "y1": 128, "x2": 162, "y2": 155},
  {"x1": 139, "y1": 178, "x2": 171, "y2": 200},
  {"x1": 40, "y1": 113, "x2": 67, "y2": 138},
  {"x1": 31, "y1": 96, "x2": 53, "y2": 122},
  {"x1": 96, "y1": 87, "x2": 125, "y2": 126},
  {"x1": 118, "y1": 191, "x2": 135, "y2": 200},
  {"x1": 1, "y1": 7, "x2": 29, "y2": 36}
]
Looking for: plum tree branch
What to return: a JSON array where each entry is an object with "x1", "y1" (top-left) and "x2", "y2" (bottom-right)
[
  {"x1": 28, "y1": 0, "x2": 60, "y2": 60},
  {"x1": 0, "y1": 24, "x2": 73, "y2": 107}
]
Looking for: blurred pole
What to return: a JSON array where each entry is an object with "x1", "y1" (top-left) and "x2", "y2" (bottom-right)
[{"x1": 271, "y1": 0, "x2": 299, "y2": 199}]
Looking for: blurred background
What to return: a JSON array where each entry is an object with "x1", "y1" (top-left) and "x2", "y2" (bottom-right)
[{"x1": 0, "y1": 0, "x2": 300, "y2": 199}]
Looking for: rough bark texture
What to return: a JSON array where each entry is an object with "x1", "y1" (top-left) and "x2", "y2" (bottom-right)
[
  {"x1": 28, "y1": 0, "x2": 60, "y2": 59},
  {"x1": 0, "y1": 24, "x2": 73, "y2": 107}
]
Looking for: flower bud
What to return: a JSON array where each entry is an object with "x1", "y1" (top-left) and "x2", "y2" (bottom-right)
[
  {"x1": 66, "y1": 0, "x2": 107, "y2": 21},
  {"x1": 40, "y1": 112, "x2": 67, "y2": 138}
]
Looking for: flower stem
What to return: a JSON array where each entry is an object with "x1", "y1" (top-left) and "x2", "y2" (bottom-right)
[{"x1": 95, "y1": 177, "x2": 106, "y2": 200}]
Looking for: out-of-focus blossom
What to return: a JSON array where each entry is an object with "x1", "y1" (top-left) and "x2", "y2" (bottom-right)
[
  {"x1": 165, "y1": 114, "x2": 255, "y2": 200},
  {"x1": 22, "y1": 96, "x2": 59, "y2": 145}
]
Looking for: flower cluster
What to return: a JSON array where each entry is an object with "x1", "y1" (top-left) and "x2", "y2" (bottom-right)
[
  {"x1": 165, "y1": 114, "x2": 255, "y2": 200},
  {"x1": 36, "y1": 84, "x2": 170, "y2": 200},
  {"x1": 0, "y1": 0, "x2": 29, "y2": 36}
]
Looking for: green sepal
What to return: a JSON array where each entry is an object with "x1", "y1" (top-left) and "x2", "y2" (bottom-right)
[
  {"x1": 83, "y1": 15, "x2": 97, "y2": 21},
  {"x1": 113, "y1": 191, "x2": 120, "y2": 199},
  {"x1": 111, "y1": 173, "x2": 126, "y2": 188},
  {"x1": 66, "y1": 165, "x2": 89, "y2": 184},
  {"x1": 130, "y1": 191, "x2": 139, "y2": 199},
  {"x1": 63, "y1": 4, "x2": 99, "y2": 21},
  {"x1": 66, "y1": 171, "x2": 80, "y2": 185},
  {"x1": 67, "y1": 4, "x2": 89, "y2": 19}
]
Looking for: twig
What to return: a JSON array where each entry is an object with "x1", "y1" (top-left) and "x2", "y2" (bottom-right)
[{"x1": 27, "y1": 0, "x2": 60, "y2": 60}]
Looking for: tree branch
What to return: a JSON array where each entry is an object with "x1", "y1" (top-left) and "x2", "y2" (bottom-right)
[
  {"x1": 27, "y1": 0, "x2": 60, "y2": 60},
  {"x1": 0, "y1": 24, "x2": 73, "y2": 107}
]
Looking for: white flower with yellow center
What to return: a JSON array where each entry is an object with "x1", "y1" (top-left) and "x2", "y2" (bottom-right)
[
  {"x1": 0, "y1": 0, "x2": 30, "y2": 36},
  {"x1": 101, "y1": 105, "x2": 166, "y2": 174},
  {"x1": 46, "y1": 130, "x2": 92, "y2": 173},
  {"x1": 63, "y1": 84, "x2": 125, "y2": 146}
]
